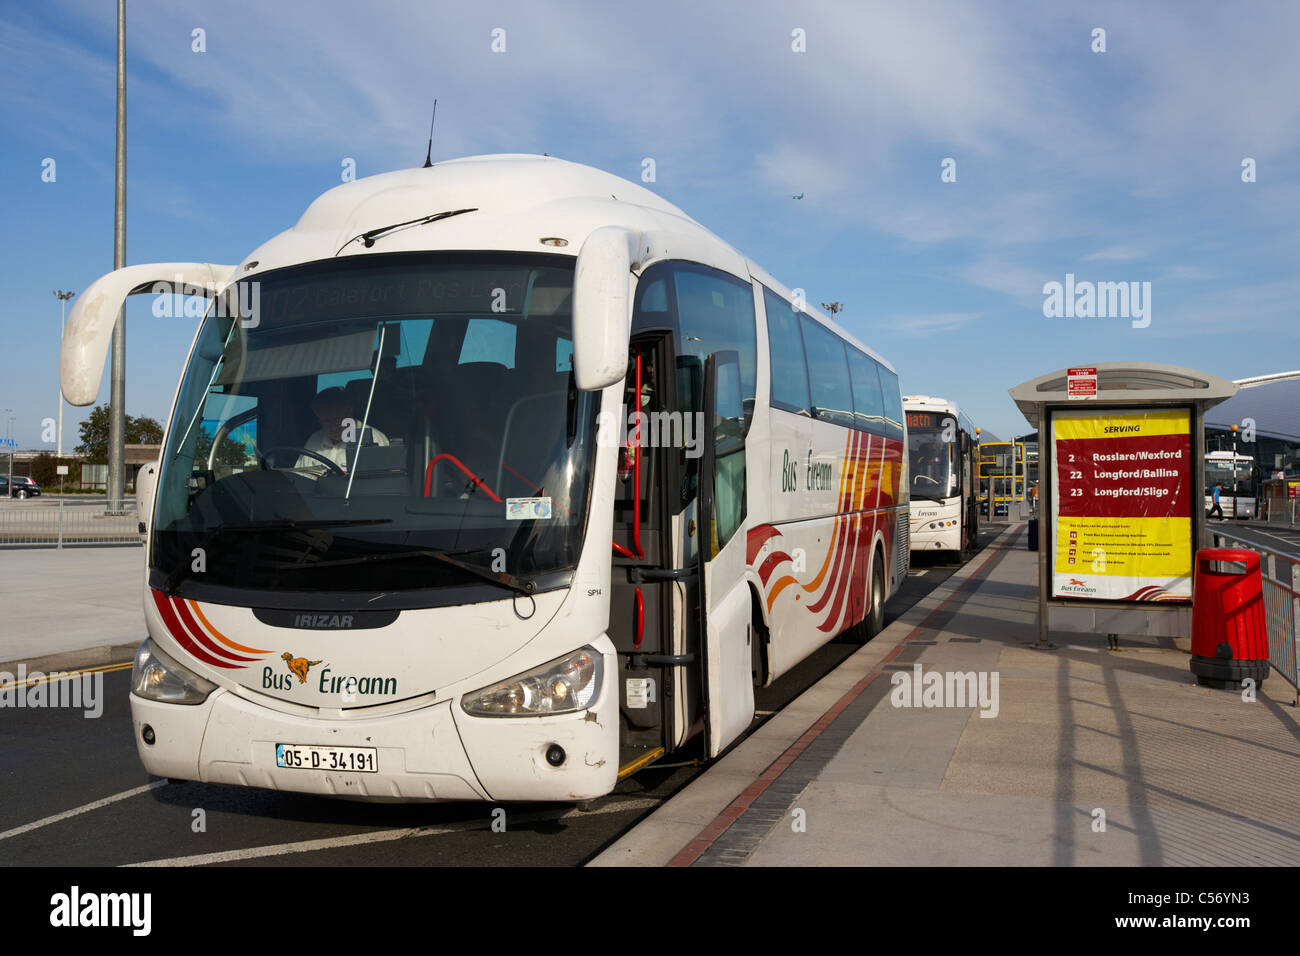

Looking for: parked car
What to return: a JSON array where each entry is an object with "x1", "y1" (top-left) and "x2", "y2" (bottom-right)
[{"x1": 0, "y1": 476, "x2": 41, "y2": 498}]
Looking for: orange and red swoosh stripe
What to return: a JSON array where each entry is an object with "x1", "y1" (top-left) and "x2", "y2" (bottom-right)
[
  {"x1": 149, "y1": 589, "x2": 269, "y2": 669},
  {"x1": 749, "y1": 430, "x2": 900, "y2": 633}
]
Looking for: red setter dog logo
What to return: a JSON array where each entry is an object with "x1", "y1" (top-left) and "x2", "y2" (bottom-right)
[
  {"x1": 282, "y1": 652, "x2": 322, "y2": 684},
  {"x1": 1069, "y1": 578, "x2": 1086, "y2": 587}
]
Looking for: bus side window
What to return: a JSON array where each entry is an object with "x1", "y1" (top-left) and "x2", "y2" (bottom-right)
[
  {"x1": 763, "y1": 289, "x2": 811, "y2": 416},
  {"x1": 671, "y1": 265, "x2": 757, "y2": 434},
  {"x1": 848, "y1": 349, "x2": 885, "y2": 435},
  {"x1": 799, "y1": 316, "x2": 855, "y2": 429},
  {"x1": 878, "y1": 366, "x2": 904, "y2": 440}
]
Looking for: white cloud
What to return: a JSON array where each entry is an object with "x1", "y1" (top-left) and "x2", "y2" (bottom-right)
[
  {"x1": 885, "y1": 311, "x2": 984, "y2": 336},
  {"x1": 1084, "y1": 245, "x2": 1148, "y2": 262},
  {"x1": 956, "y1": 258, "x2": 1050, "y2": 307}
]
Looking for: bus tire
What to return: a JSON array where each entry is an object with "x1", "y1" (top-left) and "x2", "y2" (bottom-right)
[
  {"x1": 867, "y1": 556, "x2": 886, "y2": 638},
  {"x1": 847, "y1": 553, "x2": 886, "y2": 644}
]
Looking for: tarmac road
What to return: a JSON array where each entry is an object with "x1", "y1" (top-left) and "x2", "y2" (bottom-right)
[{"x1": 1210, "y1": 521, "x2": 1300, "y2": 561}]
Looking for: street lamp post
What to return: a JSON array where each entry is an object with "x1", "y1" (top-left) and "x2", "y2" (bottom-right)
[
  {"x1": 4, "y1": 410, "x2": 13, "y2": 493},
  {"x1": 54, "y1": 291, "x2": 75, "y2": 461},
  {"x1": 107, "y1": 0, "x2": 128, "y2": 515}
]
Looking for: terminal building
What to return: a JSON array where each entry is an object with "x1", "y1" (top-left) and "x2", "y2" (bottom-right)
[{"x1": 1204, "y1": 376, "x2": 1300, "y2": 478}]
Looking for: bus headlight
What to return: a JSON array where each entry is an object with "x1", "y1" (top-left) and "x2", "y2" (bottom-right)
[
  {"x1": 461, "y1": 647, "x2": 602, "y2": 717},
  {"x1": 131, "y1": 639, "x2": 218, "y2": 705}
]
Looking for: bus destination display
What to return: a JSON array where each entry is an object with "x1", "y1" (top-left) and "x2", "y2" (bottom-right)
[
  {"x1": 1050, "y1": 407, "x2": 1192, "y2": 602},
  {"x1": 906, "y1": 411, "x2": 938, "y2": 430}
]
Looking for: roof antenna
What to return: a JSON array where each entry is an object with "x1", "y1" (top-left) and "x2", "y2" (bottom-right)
[{"x1": 422, "y1": 100, "x2": 437, "y2": 168}]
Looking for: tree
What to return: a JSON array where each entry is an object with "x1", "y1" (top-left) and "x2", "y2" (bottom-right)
[
  {"x1": 31, "y1": 452, "x2": 56, "y2": 487},
  {"x1": 76, "y1": 405, "x2": 165, "y2": 463},
  {"x1": 194, "y1": 428, "x2": 251, "y2": 468},
  {"x1": 30, "y1": 452, "x2": 78, "y2": 490}
]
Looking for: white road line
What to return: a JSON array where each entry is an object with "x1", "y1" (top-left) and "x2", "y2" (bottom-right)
[
  {"x1": 1247, "y1": 527, "x2": 1300, "y2": 550},
  {"x1": 123, "y1": 796, "x2": 662, "y2": 867},
  {"x1": 0, "y1": 780, "x2": 168, "y2": 843},
  {"x1": 1223, "y1": 526, "x2": 1300, "y2": 554}
]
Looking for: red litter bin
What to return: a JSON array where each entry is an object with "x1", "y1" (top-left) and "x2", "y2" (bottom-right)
[{"x1": 1190, "y1": 548, "x2": 1270, "y2": 689}]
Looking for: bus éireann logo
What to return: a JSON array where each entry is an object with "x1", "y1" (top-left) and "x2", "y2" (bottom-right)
[{"x1": 282, "y1": 653, "x2": 323, "y2": 684}]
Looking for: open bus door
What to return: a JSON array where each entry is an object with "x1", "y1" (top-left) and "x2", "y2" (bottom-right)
[
  {"x1": 696, "y1": 350, "x2": 754, "y2": 757},
  {"x1": 610, "y1": 342, "x2": 753, "y2": 771}
]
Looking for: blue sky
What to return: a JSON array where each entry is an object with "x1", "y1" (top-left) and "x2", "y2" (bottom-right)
[{"x1": 2, "y1": 0, "x2": 1298, "y2": 449}]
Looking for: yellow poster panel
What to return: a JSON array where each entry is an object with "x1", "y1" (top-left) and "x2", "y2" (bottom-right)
[
  {"x1": 1053, "y1": 408, "x2": 1191, "y2": 442},
  {"x1": 1053, "y1": 516, "x2": 1192, "y2": 600}
]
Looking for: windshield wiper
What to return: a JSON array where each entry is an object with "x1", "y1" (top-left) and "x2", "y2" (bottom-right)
[
  {"x1": 161, "y1": 518, "x2": 392, "y2": 595},
  {"x1": 267, "y1": 548, "x2": 538, "y2": 597},
  {"x1": 336, "y1": 208, "x2": 478, "y2": 255}
]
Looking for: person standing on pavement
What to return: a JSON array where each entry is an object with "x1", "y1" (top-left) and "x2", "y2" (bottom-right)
[
  {"x1": 1208, "y1": 482, "x2": 1224, "y2": 520},
  {"x1": 1029, "y1": 481, "x2": 1039, "y2": 514}
]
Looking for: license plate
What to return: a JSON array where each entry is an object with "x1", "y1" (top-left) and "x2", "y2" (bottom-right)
[{"x1": 275, "y1": 744, "x2": 378, "y2": 773}]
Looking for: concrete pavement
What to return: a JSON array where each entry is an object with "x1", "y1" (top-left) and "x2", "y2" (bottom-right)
[
  {"x1": 591, "y1": 522, "x2": 1300, "y2": 867},
  {"x1": 0, "y1": 547, "x2": 145, "y2": 669}
]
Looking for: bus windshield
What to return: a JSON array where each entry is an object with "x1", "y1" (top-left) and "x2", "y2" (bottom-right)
[
  {"x1": 1205, "y1": 458, "x2": 1254, "y2": 496},
  {"x1": 910, "y1": 426, "x2": 956, "y2": 501},
  {"x1": 151, "y1": 252, "x2": 598, "y2": 597}
]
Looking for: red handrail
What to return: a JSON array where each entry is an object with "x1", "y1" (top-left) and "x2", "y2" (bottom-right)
[{"x1": 423, "y1": 454, "x2": 503, "y2": 502}]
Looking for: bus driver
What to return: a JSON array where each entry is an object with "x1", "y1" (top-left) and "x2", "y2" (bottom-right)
[{"x1": 296, "y1": 386, "x2": 389, "y2": 474}]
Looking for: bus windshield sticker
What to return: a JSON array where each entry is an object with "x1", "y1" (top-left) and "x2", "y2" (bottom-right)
[{"x1": 506, "y1": 497, "x2": 552, "y2": 520}]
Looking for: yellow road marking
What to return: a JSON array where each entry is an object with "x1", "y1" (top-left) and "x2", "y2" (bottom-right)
[{"x1": 0, "y1": 661, "x2": 133, "y2": 690}]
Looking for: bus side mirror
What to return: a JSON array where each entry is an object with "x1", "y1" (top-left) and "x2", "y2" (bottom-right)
[
  {"x1": 61, "y1": 261, "x2": 237, "y2": 406},
  {"x1": 572, "y1": 226, "x2": 637, "y2": 391}
]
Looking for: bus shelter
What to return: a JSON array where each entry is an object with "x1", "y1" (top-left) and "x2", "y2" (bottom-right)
[{"x1": 1009, "y1": 363, "x2": 1238, "y2": 644}]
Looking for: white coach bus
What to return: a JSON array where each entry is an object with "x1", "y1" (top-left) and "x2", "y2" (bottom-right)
[
  {"x1": 904, "y1": 395, "x2": 979, "y2": 558},
  {"x1": 1203, "y1": 450, "x2": 1255, "y2": 519},
  {"x1": 61, "y1": 155, "x2": 908, "y2": 802}
]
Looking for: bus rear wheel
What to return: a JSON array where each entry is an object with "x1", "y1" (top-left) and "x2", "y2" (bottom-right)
[{"x1": 847, "y1": 555, "x2": 886, "y2": 644}]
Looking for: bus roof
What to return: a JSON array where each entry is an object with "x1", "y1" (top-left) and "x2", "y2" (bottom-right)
[
  {"x1": 241, "y1": 154, "x2": 706, "y2": 273},
  {"x1": 237, "y1": 154, "x2": 897, "y2": 375},
  {"x1": 1204, "y1": 450, "x2": 1253, "y2": 461},
  {"x1": 904, "y1": 394, "x2": 959, "y2": 415}
]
